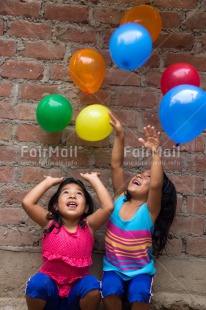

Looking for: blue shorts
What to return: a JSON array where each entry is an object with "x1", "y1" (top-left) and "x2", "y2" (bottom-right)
[
  {"x1": 102, "y1": 271, "x2": 154, "y2": 304},
  {"x1": 25, "y1": 273, "x2": 101, "y2": 310}
]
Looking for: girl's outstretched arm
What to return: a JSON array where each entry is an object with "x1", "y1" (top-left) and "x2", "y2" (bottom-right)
[
  {"x1": 80, "y1": 172, "x2": 113, "y2": 234},
  {"x1": 139, "y1": 126, "x2": 163, "y2": 222},
  {"x1": 22, "y1": 176, "x2": 63, "y2": 228},
  {"x1": 109, "y1": 112, "x2": 126, "y2": 199}
]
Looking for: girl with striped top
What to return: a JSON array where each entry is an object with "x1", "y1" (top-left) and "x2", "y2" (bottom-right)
[{"x1": 102, "y1": 113, "x2": 177, "y2": 310}]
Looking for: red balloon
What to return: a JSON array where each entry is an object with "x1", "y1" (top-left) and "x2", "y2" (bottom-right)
[{"x1": 160, "y1": 63, "x2": 200, "y2": 95}]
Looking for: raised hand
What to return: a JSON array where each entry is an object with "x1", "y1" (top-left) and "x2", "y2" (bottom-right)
[
  {"x1": 109, "y1": 112, "x2": 124, "y2": 137},
  {"x1": 43, "y1": 175, "x2": 64, "y2": 186},
  {"x1": 138, "y1": 125, "x2": 161, "y2": 153},
  {"x1": 80, "y1": 172, "x2": 100, "y2": 182}
]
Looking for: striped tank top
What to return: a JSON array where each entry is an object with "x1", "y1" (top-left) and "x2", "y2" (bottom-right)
[{"x1": 103, "y1": 195, "x2": 156, "y2": 280}]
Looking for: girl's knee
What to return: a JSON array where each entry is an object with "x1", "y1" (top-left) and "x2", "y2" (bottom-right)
[
  {"x1": 25, "y1": 273, "x2": 57, "y2": 300},
  {"x1": 84, "y1": 289, "x2": 100, "y2": 300}
]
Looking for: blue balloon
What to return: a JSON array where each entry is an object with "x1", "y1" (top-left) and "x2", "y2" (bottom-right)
[
  {"x1": 109, "y1": 23, "x2": 152, "y2": 71},
  {"x1": 159, "y1": 85, "x2": 206, "y2": 144}
]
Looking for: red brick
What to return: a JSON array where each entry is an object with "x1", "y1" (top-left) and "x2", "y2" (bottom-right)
[
  {"x1": 2, "y1": 188, "x2": 27, "y2": 204},
  {"x1": 143, "y1": 112, "x2": 161, "y2": 130},
  {"x1": 186, "y1": 197, "x2": 206, "y2": 216},
  {"x1": 163, "y1": 238, "x2": 182, "y2": 256},
  {"x1": 162, "y1": 155, "x2": 183, "y2": 171},
  {"x1": 171, "y1": 216, "x2": 204, "y2": 235},
  {"x1": 0, "y1": 227, "x2": 38, "y2": 246},
  {"x1": 20, "y1": 42, "x2": 65, "y2": 60},
  {"x1": 50, "y1": 148, "x2": 89, "y2": 167},
  {"x1": 170, "y1": 175, "x2": 204, "y2": 195},
  {"x1": 64, "y1": 127, "x2": 110, "y2": 148},
  {"x1": 178, "y1": 135, "x2": 204, "y2": 152},
  {"x1": 194, "y1": 155, "x2": 206, "y2": 172},
  {"x1": 154, "y1": 33, "x2": 194, "y2": 50},
  {"x1": 0, "y1": 167, "x2": 14, "y2": 182},
  {"x1": 161, "y1": 133, "x2": 178, "y2": 149},
  {"x1": 145, "y1": 71, "x2": 161, "y2": 87},
  {"x1": 0, "y1": 82, "x2": 13, "y2": 97},
  {"x1": 65, "y1": 170, "x2": 111, "y2": 188},
  {"x1": 0, "y1": 145, "x2": 16, "y2": 162},
  {"x1": 186, "y1": 13, "x2": 206, "y2": 29},
  {"x1": 20, "y1": 83, "x2": 58, "y2": 101},
  {"x1": 200, "y1": 72, "x2": 206, "y2": 88},
  {"x1": 1, "y1": 60, "x2": 43, "y2": 80},
  {"x1": 0, "y1": 19, "x2": 3, "y2": 35},
  {"x1": 16, "y1": 124, "x2": 61, "y2": 144},
  {"x1": 124, "y1": 130, "x2": 143, "y2": 148},
  {"x1": 112, "y1": 109, "x2": 139, "y2": 128},
  {"x1": 202, "y1": 34, "x2": 206, "y2": 51},
  {"x1": 115, "y1": 89, "x2": 158, "y2": 109},
  {"x1": 0, "y1": 208, "x2": 23, "y2": 225},
  {"x1": 109, "y1": 0, "x2": 143, "y2": 4},
  {"x1": 187, "y1": 154, "x2": 206, "y2": 173},
  {"x1": 187, "y1": 237, "x2": 206, "y2": 256},
  {"x1": 16, "y1": 104, "x2": 36, "y2": 121},
  {"x1": 93, "y1": 150, "x2": 111, "y2": 167},
  {"x1": 161, "y1": 12, "x2": 181, "y2": 29},
  {"x1": 20, "y1": 167, "x2": 62, "y2": 184},
  {"x1": 18, "y1": 145, "x2": 42, "y2": 164},
  {"x1": 176, "y1": 196, "x2": 183, "y2": 214},
  {"x1": 103, "y1": 28, "x2": 116, "y2": 49},
  {"x1": 7, "y1": 21, "x2": 52, "y2": 39},
  {"x1": 56, "y1": 26, "x2": 97, "y2": 44},
  {"x1": 99, "y1": 50, "x2": 112, "y2": 66},
  {"x1": 93, "y1": 7, "x2": 122, "y2": 25},
  {"x1": 45, "y1": 4, "x2": 88, "y2": 22},
  {"x1": 0, "y1": 39, "x2": 16, "y2": 56},
  {"x1": 49, "y1": 64, "x2": 69, "y2": 81},
  {"x1": 79, "y1": 90, "x2": 112, "y2": 106},
  {"x1": 0, "y1": 102, "x2": 16, "y2": 119},
  {"x1": 0, "y1": 0, "x2": 40, "y2": 18},
  {"x1": 165, "y1": 53, "x2": 206, "y2": 71},
  {"x1": 105, "y1": 68, "x2": 140, "y2": 86},
  {"x1": 155, "y1": 0, "x2": 197, "y2": 9},
  {"x1": 144, "y1": 54, "x2": 160, "y2": 68},
  {"x1": 0, "y1": 123, "x2": 12, "y2": 140}
]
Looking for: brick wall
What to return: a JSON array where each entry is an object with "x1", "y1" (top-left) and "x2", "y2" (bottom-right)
[{"x1": 0, "y1": 0, "x2": 206, "y2": 296}]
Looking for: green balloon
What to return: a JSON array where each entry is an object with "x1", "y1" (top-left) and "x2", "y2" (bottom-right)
[{"x1": 36, "y1": 94, "x2": 73, "y2": 132}]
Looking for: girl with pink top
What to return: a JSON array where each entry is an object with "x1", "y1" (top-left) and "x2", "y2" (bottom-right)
[{"x1": 22, "y1": 172, "x2": 113, "y2": 310}]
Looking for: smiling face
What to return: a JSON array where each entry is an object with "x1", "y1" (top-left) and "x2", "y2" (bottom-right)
[
  {"x1": 127, "y1": 169, "x2": 151, "y2": 199},
  {"x1": 57, "y1": 183, "x2": 88, "y2": 221}
]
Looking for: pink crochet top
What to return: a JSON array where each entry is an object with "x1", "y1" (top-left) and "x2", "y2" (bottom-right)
[{"x1": 39, "y1": 221, "x2": 94, "y2": 298}]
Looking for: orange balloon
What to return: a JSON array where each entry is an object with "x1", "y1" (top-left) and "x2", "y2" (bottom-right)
[
  {"x1": 120, "y1": 5, "x2": 162, "y2": 42},
  {"x1": 69, "y1": 49, "x2": 106, "y2": 94}
]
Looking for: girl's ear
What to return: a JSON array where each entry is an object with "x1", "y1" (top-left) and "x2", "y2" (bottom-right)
[
  {"x1": 85, "y1": 204, "x2": 89, "y2": 214},
  {"x1": 54, "y1": 203, "x2": 58, "y2": 211}
]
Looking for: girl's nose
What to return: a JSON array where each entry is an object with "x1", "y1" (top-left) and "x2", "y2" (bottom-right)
[{"x1": 69, "y1": 192, "x2": 76, "y2": 198}]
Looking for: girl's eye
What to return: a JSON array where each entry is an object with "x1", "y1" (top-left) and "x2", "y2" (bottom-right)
[{"x1": 77, "y1": 191, "x2": 83, "y2": 196}]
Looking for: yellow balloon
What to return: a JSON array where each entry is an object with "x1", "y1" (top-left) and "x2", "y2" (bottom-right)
[{"x1": 75, "y1": 105, "x2": 112, "y2": 141}]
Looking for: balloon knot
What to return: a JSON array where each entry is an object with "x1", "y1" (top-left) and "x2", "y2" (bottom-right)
[{"x1": 84, "y1": 90, "x2": 91, "y2": 95}]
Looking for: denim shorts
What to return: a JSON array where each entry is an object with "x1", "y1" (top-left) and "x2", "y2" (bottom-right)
[
  {"x1": 25, "y1": 273, "x2": 101, "y2": 310},
  {"x1": 102, "y1": 271, "x2": 154, "y2": 304}
]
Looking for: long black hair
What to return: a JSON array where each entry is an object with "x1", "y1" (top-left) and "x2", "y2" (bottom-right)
[
  {"x1": 124, "y1": 172, "x2": 177, "y2": 258},
  {"x1": 152, "y1": 172, "x2": 177, "y2": 258},
  {"x1": 44, "y1": 177, "x2": 94, "y2": 235}
]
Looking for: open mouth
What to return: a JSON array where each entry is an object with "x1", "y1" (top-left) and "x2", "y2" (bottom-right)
[
  {"x1": 67, "y1": 201, "x2": 77, "y2": 208},
  {"x1": 132, "y1": 178, "x2": 141, "y2": 186}
]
